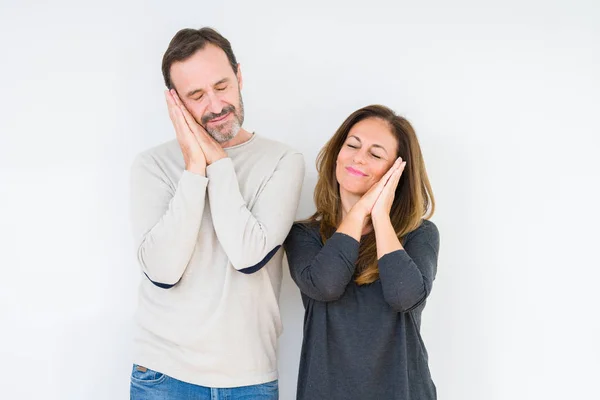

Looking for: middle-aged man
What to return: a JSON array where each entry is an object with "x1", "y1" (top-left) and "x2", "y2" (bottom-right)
[{"x1": 129, "y1": 27, "x2": 305, "y2": 399}]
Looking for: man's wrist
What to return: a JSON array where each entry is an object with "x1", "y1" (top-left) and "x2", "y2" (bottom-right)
[
  {"x1": 186, "y1": 163, "x2": 206, "y2": 176},
  {"x1": 206, "y1": 153, "x2": 227, "y2": 165}
]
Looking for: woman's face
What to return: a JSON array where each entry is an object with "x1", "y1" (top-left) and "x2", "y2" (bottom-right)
[{"x1": 336, "y1": 117, "x2": 399, "y2": 196}]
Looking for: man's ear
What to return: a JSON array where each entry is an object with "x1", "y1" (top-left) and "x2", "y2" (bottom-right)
[{"x1": 236, "y1": 63, "x2": 243, "y2": 90}]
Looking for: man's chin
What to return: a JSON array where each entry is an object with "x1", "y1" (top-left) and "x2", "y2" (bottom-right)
[
  {"x1": 207, "y1": 128, "x2": 238, "y2": 144},
  {"x1": 205, "y1": 117, "x2": 242, "y2": 142},
  {"x1": 209, "y1": 133, "x2": 233, "y2": 144}
]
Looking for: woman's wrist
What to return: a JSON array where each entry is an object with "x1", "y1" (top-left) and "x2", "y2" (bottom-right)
[
  {"x1": 371, "y1": 211, "x2": 391, "y2": 227},
  {"x1": 348, "y1": 203, "x2": 369, "y2": 222}
]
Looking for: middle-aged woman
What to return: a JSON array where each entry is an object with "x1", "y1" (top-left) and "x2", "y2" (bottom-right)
[{"x1": 284, "y1": 104, "x2": 440, "y2": 400}]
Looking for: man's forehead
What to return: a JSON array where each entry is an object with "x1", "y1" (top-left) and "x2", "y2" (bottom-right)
[{"x1": 170, "y1": 45, "x2": 235, "y2": 91}]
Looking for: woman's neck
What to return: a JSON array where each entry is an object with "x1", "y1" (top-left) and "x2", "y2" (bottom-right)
[{"x1": 340, "y1": 188, "x2": 372, "y2": 235}]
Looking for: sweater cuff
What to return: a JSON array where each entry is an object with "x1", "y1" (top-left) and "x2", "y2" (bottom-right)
[
  {"x1": 326, "y1": 232, "x2": 360, "y2": 259},
  {"x1": 378, "y1": 249, "x2": 409, "y2": 265},
  {"x1": 179, "y1": 170, "x2": 209, "y2": 197},
  {"x1": 205, "y1": 157, "x2": 234, "y2": 179}
]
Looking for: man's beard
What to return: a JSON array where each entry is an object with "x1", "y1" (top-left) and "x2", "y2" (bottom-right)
[{"x1": 200, "y1": 94, "x2": 245, "y2": 144}]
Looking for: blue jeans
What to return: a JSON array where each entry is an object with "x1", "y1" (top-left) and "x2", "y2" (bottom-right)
[{"x1": 130, "y1": 364, "x2": 279, "y2": 399}]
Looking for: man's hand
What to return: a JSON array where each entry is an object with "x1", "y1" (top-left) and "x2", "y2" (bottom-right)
[
  {"x1": 165, "y1": 89, "x2": 207, "y2": 175},
  {"x1": 170, "y1": 90, "x2": 227, "y2": 165}
]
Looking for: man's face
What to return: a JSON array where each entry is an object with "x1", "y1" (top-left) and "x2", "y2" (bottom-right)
[{"x1": 170, "y1": 44, "x2": 244, "y2": 143}]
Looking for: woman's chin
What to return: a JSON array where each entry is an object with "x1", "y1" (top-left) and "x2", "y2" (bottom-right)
[{"x1": 339, "y1": 183, "x2": 369, "y2": 197}]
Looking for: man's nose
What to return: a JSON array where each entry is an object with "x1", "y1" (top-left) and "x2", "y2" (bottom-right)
[{"x1": 205, "y1": 91, "x2": 223, "y2": 115}]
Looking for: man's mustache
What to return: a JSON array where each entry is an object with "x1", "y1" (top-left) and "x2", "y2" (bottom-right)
[{"x1": 201, "y1": 105, "x2": 236, "y2": 125}]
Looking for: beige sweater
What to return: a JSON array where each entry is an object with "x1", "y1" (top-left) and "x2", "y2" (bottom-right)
[{"x1": 129, "y1": 134, "x2": 304, "y2": 387}]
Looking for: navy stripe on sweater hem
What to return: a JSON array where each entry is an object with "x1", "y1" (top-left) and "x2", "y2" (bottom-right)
[
  {"x1": 144, "y1": 272, "x2": 180, "y2": 289},
  {"x1": 238, "y1": 245, "x2": 281, "y2": 274}
]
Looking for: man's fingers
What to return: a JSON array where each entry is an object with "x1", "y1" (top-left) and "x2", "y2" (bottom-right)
[
  {"x1": 164, "y1": 89, "x2": 174, "y2": 105},
  {"x1": 165, "y1": 91, "x2": 177, "y2": 121},
  {"x1": 165, "y1": 91, "x2": 181, "y2": 129},
  {"x1": 170, "y1": 90, "x2": 194, "y2": 128},
  {"x1": 170, "y1": 90, "x2": 213, "y2": 145},
  {"x1": 171, "y1": 90, "x2": 197, "y2": 127},
  {"x1": 166, "y1": 92, "x2": 193, "y2": 144},
  {"x1": 172, "y1": 107, "x2": 190, "y2": 143},
  {"x1": 166, "y1": 91, "x2": 187, "y2": 135},
  {"x1": 170, "y1": 89, "x2": 181, "y2": 106},
  {"x1": 172, "y1": 89, "x2": 191, "y2": 111}
]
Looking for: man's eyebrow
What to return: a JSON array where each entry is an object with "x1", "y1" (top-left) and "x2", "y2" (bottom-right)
[
  {"x1": 213, "y1": 78, "x2": 229, "y2": 86},
  {"x1": 186, "y1": 78, "x2": 230, "y2": 98},
  {"x1": 186, "y1": 88, "x2": 204, "y2": 97}
]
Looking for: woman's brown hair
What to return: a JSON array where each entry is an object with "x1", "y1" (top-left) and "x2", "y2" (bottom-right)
[{"x1": 309, "y1": 105, "x2": 435, "y2": 285}]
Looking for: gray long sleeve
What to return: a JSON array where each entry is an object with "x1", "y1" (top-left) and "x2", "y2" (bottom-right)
[
  {"x1": 284, "y1": 220, "x2": 440, "y2": 400},
  {"x1": 379, "y1": 223, "x2": 440, "y2": 312},
  {"x1": 285, "y1": 225, "x2": 360, "y2": 301}
]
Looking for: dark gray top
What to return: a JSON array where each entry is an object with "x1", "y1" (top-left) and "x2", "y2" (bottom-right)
[{"x1": 284, "y1": 220, "x2": 440, "y2": 400}]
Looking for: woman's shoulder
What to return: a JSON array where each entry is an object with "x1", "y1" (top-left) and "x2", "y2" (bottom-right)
[
  {"x1": 405, "y1": 219, "x2": 440, "y2": 244},
  {"x1": 284, "y1": 220, "x2": 324, "y2": 252},
  {"x1": 290, "y1": 220, "x2": 322, "y2": 236}
]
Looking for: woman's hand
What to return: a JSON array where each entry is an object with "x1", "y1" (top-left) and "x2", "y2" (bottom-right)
[
  {"x1": 352, "y1": 158, "x2": 404, "y2": 218},
  {"x1": 336, "y1": 158, "x2": 404, "y2": 241},
  {"x1": 372, "y1": 158, "x2": 406, "y2": 222}
]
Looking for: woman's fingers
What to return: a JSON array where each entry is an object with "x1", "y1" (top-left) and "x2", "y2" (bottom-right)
[
  {"x1": 368, "y1": 158, "x2": 403, "y2": 202},
  {"x1": 382, "y1": 161, "x2": 406, "y2": 196},
  {"x1": 387, "y1": 162, "x2": 406, "y2": 191},
  {"x1": 384, "y1": 157, "x2": 403, "y2": 182},
  {"x1": 376, "y1": 157, "x2": 403, "y2": 194},
  {"x1": 384, "y1": 157, "x2": 402, "y2": 181},
  {"x1": 358, "y1": 158, "x2": 406, "y2": 215}
]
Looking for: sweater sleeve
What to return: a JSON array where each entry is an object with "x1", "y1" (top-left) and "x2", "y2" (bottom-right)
[
  {"x1": 206, "y1": 153, "x2": 304, "y2": 273},
  {"x1": 377, "y1": 221, "x2": 440, "y2": 312},
  {"x1": 130, "y1": 153, "x2": 208, "y2": 288},
  {"x1": 284, "y1": 223, "x2": 359, "y2": 302}
]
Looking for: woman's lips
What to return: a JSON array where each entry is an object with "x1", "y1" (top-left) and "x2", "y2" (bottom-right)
[{"x1": 346, "y1": 166, "x2": 367, "y2": 177}]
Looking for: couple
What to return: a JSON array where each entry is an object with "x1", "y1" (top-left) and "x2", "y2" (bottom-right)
[{"x1": 130, "y1": 27, "x2": 439, "y2": 400}]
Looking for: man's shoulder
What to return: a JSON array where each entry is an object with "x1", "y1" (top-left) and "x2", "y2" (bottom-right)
[
  {"x1": 135, "y1": 139, "x2": 181, "y2": 163},
  {"x1": 251, "y1": 134, "x2": 302, "y2": 157},
  {"x1": 133, "y1": 139, "x2": 183, "y2": 168},
  {"x1": 130, "y1": 139, "x2": 183, "y2": 179}
]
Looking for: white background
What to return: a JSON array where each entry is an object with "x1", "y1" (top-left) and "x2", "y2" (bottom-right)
[{"x1": 1, "y1": 0, "x2": 599, "y2": 399}]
